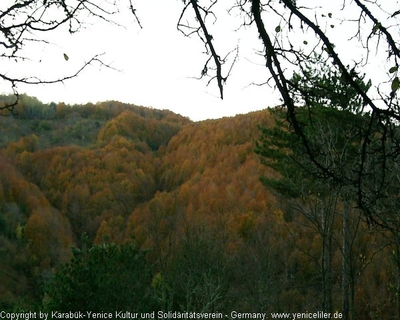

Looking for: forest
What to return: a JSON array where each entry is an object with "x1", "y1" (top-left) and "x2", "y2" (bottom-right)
[{"x1": 0, "y1": 94, "x2": 398, "y2": 319}]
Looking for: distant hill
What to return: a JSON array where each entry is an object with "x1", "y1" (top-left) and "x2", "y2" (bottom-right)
[
  {"x1": 0, "y1": 95, "x2": 395, "y2": 317},
  {"x1": 0, "y1": 95, "x2": 193, "y2": 308},
  {"x1": 0, "y1": 94, "x2": 190, "y2": 149}
]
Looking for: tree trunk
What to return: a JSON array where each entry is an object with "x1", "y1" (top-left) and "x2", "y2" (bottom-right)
[
  {"x1": 321, "y1": 210, "x2": 333, "y2": 314},
  {"x1": 342, "y1": 203, "x2": 350, "y2": 320},
  {"x1": 325, "y1": 235, "x2": 333, "y2": 314},
  {"x1": 395, "y1": 234, "x2": 400, "y2": 320}
]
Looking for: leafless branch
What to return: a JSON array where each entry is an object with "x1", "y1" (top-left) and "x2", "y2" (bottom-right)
[{"x1": 0, "y1": 0, "x2": 141, "y2": 113}]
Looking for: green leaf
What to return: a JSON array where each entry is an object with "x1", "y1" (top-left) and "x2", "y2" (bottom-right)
[
  {"x1": 63, "y1": 53, "x2": 69, "y2": 61},
  {"x1": 328, "y1": 13, "x2": 332, "y2": 18},
  {"x1": 389, "y1": 66, "x2": 398, "y2": 74},
  {"x1": 392, "y1": 77, "x2": 399, "y2": 92},
  {"x1": 275, "y1": 25, "x2": 281, "y2": 33}
]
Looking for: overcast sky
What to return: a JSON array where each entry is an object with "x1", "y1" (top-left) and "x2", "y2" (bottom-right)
[
  {"x1": 0, "y1": 0, "x2": 394, "y2": 121},
  {"x1": 1, "y1": 0, "x2": 275, "y2": 121}
]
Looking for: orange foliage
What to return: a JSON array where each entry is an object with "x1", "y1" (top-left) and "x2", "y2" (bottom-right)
[
  {"x1": 24, "y1": 207, "x2": 72, "y2": 269},
  {"x1": 94, "y1": 214, "x2": 126, "y2": 244},
  {"x1": 126, "y1": 110, "x2": 278, "y2": 266},
  {"x1": 0, "y1": 98, "x2": 397, "y2": 315}
]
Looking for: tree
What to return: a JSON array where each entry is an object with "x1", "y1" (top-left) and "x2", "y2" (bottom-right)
[
  {"x1": 44, "y1": 240, "x2": 155, "y2": 312},
  {"x1": 24, "y1": 207, "x2": 72, "y2": 270},
  {"x1": 255, "y1": 63, "x2": 384, "y2": 318},
  {"x1": 161, "y1": 225, "x2": 230, "y2": 312},
  {"x1": 372, "y1": 160, "x2": 400, "y2": 319}
]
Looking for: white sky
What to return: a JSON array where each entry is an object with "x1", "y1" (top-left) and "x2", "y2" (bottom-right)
[
  {"x1": 1, "y1": 0, "x2": 274, "y2": 121},
  {"x1": 0, "y1": 0, "x2": 396, "y2": 121}
]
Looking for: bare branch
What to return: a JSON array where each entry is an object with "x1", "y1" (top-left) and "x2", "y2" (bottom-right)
[
  {"x1": 353, "y1": 0, "x2": 400, "y2": 59},
  {"x1": 0, "y1": 0, "x2": 141, "y2": 114},
  {"x1": 189, "y1": 0, "x2": 225, "y2": 99}
]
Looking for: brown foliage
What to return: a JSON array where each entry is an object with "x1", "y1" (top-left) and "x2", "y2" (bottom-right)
[{"x1": 24, "y1": 207, "x2": 72, "y2": 269}]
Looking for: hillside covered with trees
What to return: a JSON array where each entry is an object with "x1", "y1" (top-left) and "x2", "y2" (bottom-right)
[{"x1": 0, "y1": 95, "x2": 398, "y2": 318}]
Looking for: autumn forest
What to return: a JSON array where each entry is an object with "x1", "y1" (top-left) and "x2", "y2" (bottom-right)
[{"x1": 0, "y1": 94, "x2": 398, "y2": 319}]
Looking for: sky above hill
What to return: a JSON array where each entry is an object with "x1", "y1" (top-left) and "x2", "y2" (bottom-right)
[
  {"x1": 0, "y1": 0, "x2": 393, "y2": 121},
  {"x1": 1, "y1": 0, "x2": 275, "y2": 121}
]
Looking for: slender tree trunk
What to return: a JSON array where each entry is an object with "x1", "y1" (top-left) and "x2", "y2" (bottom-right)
[
  {"x1": 322, "y1": 241, "x2": 327, "y2": 307},
  {"x1": 342, "y1": 203, "x2": 350, "y2": 320},
  {"x1": 395, "y1": 234, "x2": 400, "y2": 320},
  {"x1": 397, "y1": 255, "x2": 400, "y2": 320},
  {"x1": 326, "y1": 235, "x2": 333, "y2": 314},
  {"x1": 321, "y1": 215, "x2": 333, "y2": 314},
  {"x1": 350, "y1": 274, "x2": 355, "y2": 320}
]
